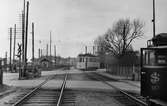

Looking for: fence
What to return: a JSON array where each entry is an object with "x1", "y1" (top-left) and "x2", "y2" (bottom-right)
[{"x1": 106, "y1": 64, "x2": 140, "y2": 81}]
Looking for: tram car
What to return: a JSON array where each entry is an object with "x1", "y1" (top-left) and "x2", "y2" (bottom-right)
[
  {"x1": 76, "y1": 53, "x2": 100, "y2": 70},
  {"x1": 141, "y1": 33, "x2": 167, "y2": 101}
]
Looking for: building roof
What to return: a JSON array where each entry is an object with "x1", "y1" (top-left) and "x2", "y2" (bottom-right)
[{"x1": 78, "y1": 53, "x2": 97, "y2": 57}]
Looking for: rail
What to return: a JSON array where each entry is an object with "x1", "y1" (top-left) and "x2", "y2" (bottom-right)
[
  {"x1": 87, "y1": 72, "x2": 148, "y2": 106},
  {"x1": 12, "y1": 75, "x2": 54, "y2": 106},
  {"x1": 56, "y1": 71, "x2": 68, "y2": 106}
]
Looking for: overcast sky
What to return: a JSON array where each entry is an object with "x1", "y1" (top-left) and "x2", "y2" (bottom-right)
[{"x1": 0, "y1": 0, "x2": 167, "y2": 59}]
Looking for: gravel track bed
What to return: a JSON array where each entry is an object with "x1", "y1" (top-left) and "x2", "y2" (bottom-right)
[
  {"x1": 2, "y1": 88, "x2": 127, "y2": 106},
  {"x1": 64, "y1": 89, "x2": 124, "y2": 106},
  {"x1": 67, "y1": 73, "x2": 97, "y2": 81},
  {"x1": 0, "y1": 88, "x2": 33, "y2": 106}
]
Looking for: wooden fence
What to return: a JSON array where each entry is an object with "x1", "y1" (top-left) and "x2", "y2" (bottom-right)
[{"x1": 106, "y1": 64, "x2": 140, "y2": 81}]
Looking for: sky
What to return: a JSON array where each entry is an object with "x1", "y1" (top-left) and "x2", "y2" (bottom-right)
[{"x1": 0, "y1": 0, "x2": 167, "y2": 59}]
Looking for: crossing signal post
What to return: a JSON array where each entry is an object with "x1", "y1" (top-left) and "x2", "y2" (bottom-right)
[{"x1": 16, "y1": 43, "x2": 22, "y2": 79}]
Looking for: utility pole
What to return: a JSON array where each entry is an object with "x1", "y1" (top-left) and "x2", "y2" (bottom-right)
[
  {"x1": 41, "y1": 49, "x2": 43, "y2": 57},
  {"x1": 152, "y1": 0, "x2": 156, "y2": 38},
  {"x1": 54, "y1": 45, "x2": 56, "y2": 57},
  {"x1": 32, "y1": 22, "x2": 34, "y2": 62},
  {"x1": 46, "y1": 44, "x2": 48, "y2": 56},
  {"x1": 54, "y1": 45, "x2": 56, "y2": 66},
  {"x1": 85, "y1": 46, "x2": 87, "y2": 54},
  {"x1": 22, "y1": 0, "x2": 25, "y2": 64},
  {"x1": 9, "y1": 28, "x2": 12, "y2": 72},
  {"x1": 24, "y1": 1, "x2": 29, "y2": 64},
  {"x1": 5, "y1": 52, "x2": 7, "y2": 72},
  {"x1": 85, "y1": 46, "x2": 87, "y2": 71},
  {"x1": 13, "y1": 24, "x2": 16, "y2": 72},
  {"x1": 38, "y1": 48, "x2": 41, "y2": 58},
  {"x1": 50, "y1": 31, "x2": 52, "y2": 57},
  {"x1": 21, "y1": 0, "x2": 25, "y2": 79},
  {"x1": 93, "y1": 46, "x2": 95, "y2": 55}
]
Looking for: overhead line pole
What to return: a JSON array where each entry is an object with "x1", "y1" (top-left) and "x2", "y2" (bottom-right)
[
  {"x1": 22, "y1": 0, "x2": 25, "y2": 64},
  {"x1": 38, "y1": 48, "x2": 41, "y2": 58},
  {"x1": 22, "y1": 1, "x2": 29, "y2": 78},
  {"x1": 85, "y1": 46, "x2": 87, "y2": 54},
  {"x1": 21, "y1": 0, "x2": 25, "y2": 78},
  {"x1": 50, "y1": 31, "x2": 52, "y2": 57},
  {"x1": 32, "y1": 22, "x2": 34, "y2": 62},
  {"x1": 46, "y1": 44, "x2": 48, "y2": 56},
  {"x1": 85, "y1": 46, "x2": 87, "y2": 70},
  {"x1": 41, "y1": 49, "x2": 43, "y2": 57},
  {"x1": 54, "y1": 45, "x2": 56, "y2": 57},
  {"x1": 93, "y1": 46, "x2": 95, "y2": 55},
  {"x1": 5, "y1": 52, "x2": 7, "y2": 72},
  {"x1": 152, "y1": 0, "x2": 156, "y2": 38},
  {"x1": 13, "y1": 24, "x2": 16, "y2": 72},
  {"x1": 54, "y1": 45, "x2": 56, "y2": 66},
  {"x1": 24, "y1": 1, "x2": 29, "y2": 64},
  {"x1": 9, "y1": 28, "x2": 12, "y2": 72}
]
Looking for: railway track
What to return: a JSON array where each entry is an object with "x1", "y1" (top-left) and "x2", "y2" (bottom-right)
[
  {"x1": 86, "y1": 72, "x2": 148, "y2": 106},
  {"x1": 12, "y1": 72, "x2": 70, "y2": 106}
]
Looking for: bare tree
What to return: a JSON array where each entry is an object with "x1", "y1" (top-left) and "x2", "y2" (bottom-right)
[
  {"x1": 95, "y1": 18, "x2": 145, "y2": 57},
  {"x1": 94, "y1": 35, "x2": 106, "y2": 55}
]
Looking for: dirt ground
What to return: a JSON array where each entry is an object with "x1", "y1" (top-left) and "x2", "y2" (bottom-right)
[{"x1": 0, "y1": 85, "x2": 11, "y2": 93}]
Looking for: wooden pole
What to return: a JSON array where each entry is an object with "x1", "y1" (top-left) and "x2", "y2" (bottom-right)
[
  {"x1": 21, "y1": 0, "x2": 25, "y2": 79},
  {"x1": 38, "y1": 48, "x2": 41, "y2": 58},
  {"x1": 153, "y1": 0, "x2": 155, "y2": 37},
  {"x1": 85, "y1": 46, "x2": 87, "y2": 70},
  {"x1": 5, "y1": 52, "x2": 7, "y2": 72},
  {"x1": 9, "y1": 28, "x2": 12, "y2": 72},
  {"x1": 46, "y1": 44, "x2": 48, "y2": 56},
  {"x1": 41, "y1": 49, "x2": 43, "y2": 57},
  {"x1": 24, "y1": 1, "x2": 29, "y2": 64},
  {"x1": 93, "y1": 46, "x2": 95, "y2": 55},
  {"x1": 54, "y1": 45, "x2": 56, "y2": 65},
  {"x1": 50, "y1": 31, "x2": 52, "y2": 57},
  {"x1": 32, "y1": 23, "x2": 34, "y2": 62},
  {"x1": 13, "y1": 24, "x2": 16, "y2": 72},
  {"x1": 85, "y1": 46, "x2": 87, "y2": 54}
]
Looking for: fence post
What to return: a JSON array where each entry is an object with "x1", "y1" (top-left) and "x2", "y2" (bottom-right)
[
  {"x1": 0, "y1": 60, "x2": 3, "y2": 85},
  {"x1": 138, "y1": 66, "x2": 140, "y2": 81},
  {"x1": 132, "y1": 64, "x2": 135, "y2": 81},
  {"x1": 112, "y1": 65, "x2": 114, "y2": 74},
  {"x1": 119, "y1": 65, "x2": 121, "y2": 76}
]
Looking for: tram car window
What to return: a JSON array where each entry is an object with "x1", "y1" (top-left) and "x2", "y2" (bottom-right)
[{"x1": 143, "y1": 49, "x2": 167, "y2": 66}]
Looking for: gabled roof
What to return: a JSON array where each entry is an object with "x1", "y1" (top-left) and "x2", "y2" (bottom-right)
[{"x1": 39, "y1": 57, "x2": 51, "y2": 63}]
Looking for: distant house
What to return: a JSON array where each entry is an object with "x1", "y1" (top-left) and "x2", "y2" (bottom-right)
[
  {"x1": 33, "y1": 56, "x2": 77, "y2": 69},
  {"x1": 39, "y1": 57, "x2": 51, "y2": 68}
]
